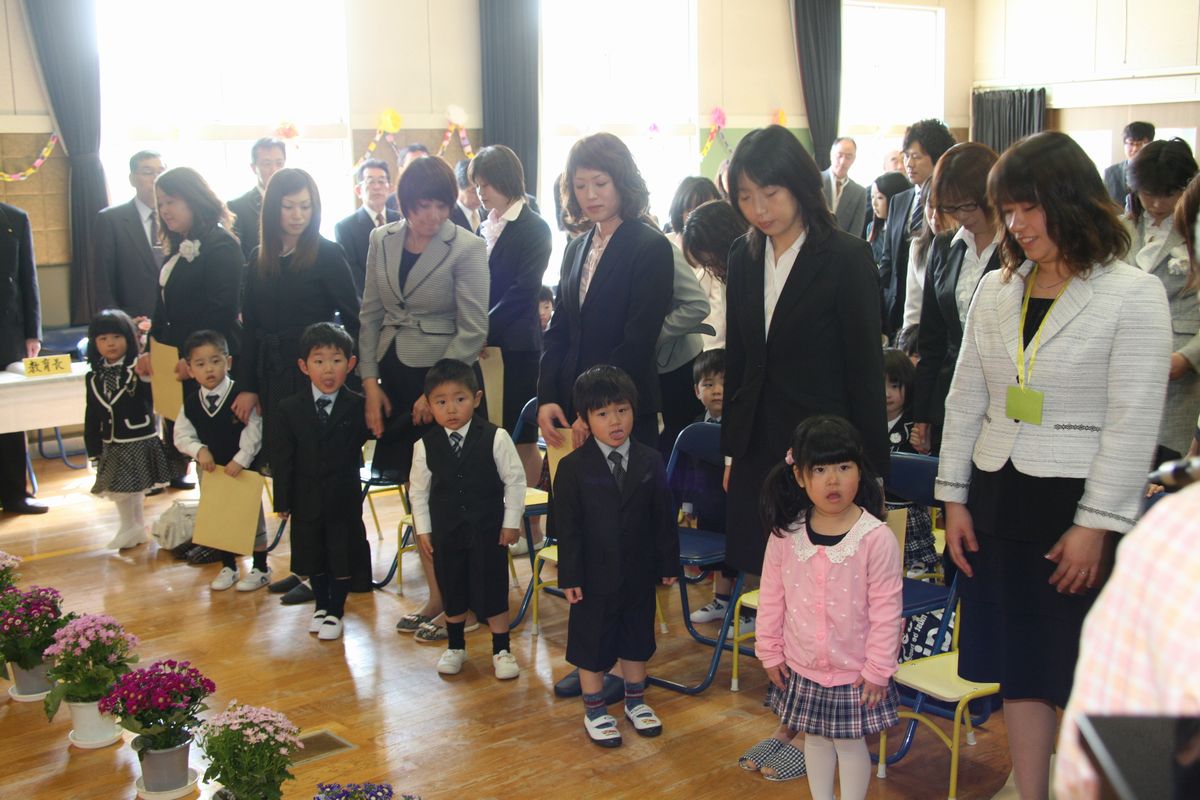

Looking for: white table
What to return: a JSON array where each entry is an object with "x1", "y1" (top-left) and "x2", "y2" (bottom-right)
[{"x1": 0, "y1": 363, "x2": 91, "y2": 488}]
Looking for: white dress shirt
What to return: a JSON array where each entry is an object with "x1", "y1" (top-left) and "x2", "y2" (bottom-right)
[
  {"x1": 593, "y1": 436, "x2": 633, "y2": 478},
  {"x1": 173, "y1": 376, "x2": 263, "y2": 468},
  {"x1": 481, "y1": 197, "x2": 524, "y2": 255},
  {"x1": 764, "y1": 232, "x2": 806, "y2": 333},
  {"x1": 579, "y1": 223, "x2": 616, "y2": 306},
  {"x1": 952, "y1": 227, "x2": 999, "y2": 323},
  {"x1": 408, "y1": 419, "x2": 527, "y2": 535}
]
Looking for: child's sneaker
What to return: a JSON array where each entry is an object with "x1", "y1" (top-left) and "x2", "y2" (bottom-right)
[
  {"x1": 235, "y1": 568, "x2": 272, "y2": 592},
  {"x1": 437, "y1": 648, "x2": 467, "y2": 675},
  {"x1": 210, "y1": 567, "x2": 237, "y2": 591},
  {"x1": 493, "y1": 650, "x2": 520, "y2": 680},
  {"x1": 689, "y1": 597, "x2": 729, "y2": 623},
  {"x1": 736, "y1": 614, "x2": 756, "y2": 634},
  {"x1": 317, "y1": 616, "x2": 343, "y2": 641}
]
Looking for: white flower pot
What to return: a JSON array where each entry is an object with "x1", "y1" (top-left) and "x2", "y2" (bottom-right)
[
  {"x1": 67, "y1": 700, "x2": 122, "y2": 748},
  {"x1": 8, "y1": 661, "x2": 52, "y2": 701}
]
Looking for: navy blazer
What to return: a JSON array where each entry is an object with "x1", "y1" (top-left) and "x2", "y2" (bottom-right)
[
  {"x1": 150, "y1": 225, "x2": 243, "y2": 354},
  {"x1": 538, "y1": 220, "x2": 673, "y2": 424},
  {"x1": 879, "y1": 186, "x2": 918, "y2": 336},
  {"x1": 487, "y1": 204, "x2": 552, "y2": 353},
  {"x1": 334, "y1": 206, "x2": 401, "y2": 297},
  {"x1": 93, "y1": 199, "x2": 160, "y2": 318},
  {"x1": 553, "y1": 437, "x2": 679, "y2": 595},
  {"x1": 0, "y1": 202, "x2": 40, "y2": 364}
]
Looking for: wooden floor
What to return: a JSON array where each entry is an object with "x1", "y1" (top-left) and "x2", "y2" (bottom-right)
[{"x1": 0, "y1": 453, "x2": 1015, "y2": 799}]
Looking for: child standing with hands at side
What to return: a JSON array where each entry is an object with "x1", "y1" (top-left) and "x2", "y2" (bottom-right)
[
  {"x1": 408, "y1": 359, "x2": 528, "y2": 679},
  {"x1": 756, "y1": 415, "x2": 903, "y2": 800},
  {"x1": 85, "y1": 309, "x2": 174, "y2": 549},
  {"x1": 553, "y1": 366, "x2": 680, "y2": 748}
]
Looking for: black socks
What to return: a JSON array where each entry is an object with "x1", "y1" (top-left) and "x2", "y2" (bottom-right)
[
  {"x1": 492, "y1": 631, "x2": 510, "y2": 655},
  {"x1": 447, "y1": 621, "x2": 467, "y2": 650},
  {"x1": 328, "y1": 578, "x2": 350, "y2": 618},
  {"x1": 252, "y1": 550, "x2": 267, "y2": 572},
  {"x1": 220, "y1": 551, "x2": 237, "y2": 569}
]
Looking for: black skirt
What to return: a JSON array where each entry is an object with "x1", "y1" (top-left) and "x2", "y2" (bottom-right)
[
  {"x1": 499, "y1": 348, "x2": 540, "y2": 443},
  {"x1": 957, "y1": 460, "x2": 1108, "y2": 707},
  {"x1": 370, "y1": 350, "x2": 434, "y2": 481},
  {"x1": 724, "y1": 418, "x2": 784, "y2": 575}
]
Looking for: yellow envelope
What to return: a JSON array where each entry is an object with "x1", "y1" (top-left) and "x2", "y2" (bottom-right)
[
  {"x1": 150, "y1": 339, "x2": 183, "y2": 421},
  {"x1": 478, "y1": 346, "x2": 505, "y2": 428},
  {"x1": 547, "y1": 429, "x2": 575, "y2": 484},
  {"x1": 193, "y1": 469, "x2": 266, "y2": 555}
]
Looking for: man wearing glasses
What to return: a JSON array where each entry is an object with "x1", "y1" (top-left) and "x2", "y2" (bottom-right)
[
  {"x1": 1104, "y1": 121, "x2": 1155, "y2": 209},
  {"x1": 334, "y1": 158, "x2": 400, "y2": 297},
  {"x1": 92, "y1": 150, "x2": 166, "y2": 318}
]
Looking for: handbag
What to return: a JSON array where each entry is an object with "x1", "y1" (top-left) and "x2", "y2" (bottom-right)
[{"x1": 151, "y1": 499, "x2": 200, "y2": 550}]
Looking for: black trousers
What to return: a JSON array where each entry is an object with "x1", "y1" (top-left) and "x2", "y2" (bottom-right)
[{"x1": 0, "y1": 431, "x2": 30, "y2": 506}]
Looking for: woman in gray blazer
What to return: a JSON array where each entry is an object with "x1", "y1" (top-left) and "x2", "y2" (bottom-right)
[
  {"x1": 936, "y1": 132, "x2": 1171, "y2": 800},
  {"x1": 1127, "y1": 138, "x2": 1200, "y2": 458}
]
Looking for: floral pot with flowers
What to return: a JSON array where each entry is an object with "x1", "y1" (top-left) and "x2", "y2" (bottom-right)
[
  {"x1": 0, "y1": 585, "x2": 72, "y2": 700},
  {"x1": 199, "y1": 702, "x2": 303, "y2": 800},
  {"x1": 42, "y1": 614, "x2": 138, "y2": 747},
  {"x1": 99, "y1": 659, "x2": 216, "y2": 793},
  {"x1": 316, "y1": 783, "x2": 420, "y2": 800},
  {"x1": 0, "y1": 550, "x2": 21, "y2": 680}
]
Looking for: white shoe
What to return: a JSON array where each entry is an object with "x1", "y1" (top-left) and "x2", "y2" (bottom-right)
[
  {"x1": 317, "y1": 615, "x2": 343, "y2": 641},
  {"x1": 308, "y1": 610, "x2": 327, "y2": 634},
  {"x1": 493, "y1": 649, "x2": 520, "y2": 680},
  {"x1": 210, "y1": 567, "x2": 237, "y2": 591},
  {"x1": 509, "y1": 537, "x2": 544, "y2": 556},
  {"x1": 736, "y1": 615, "x2": 756, "y2": 634},
  {"x1": 437, "y1": 648, "x2": 467, "y2": 675},
  {"x1": 235, "y1": 567, "x2": 271, "y2": 592},
  {"x1": 107, "y1": 526, "x2": 148, "y2": 550},
  {"x1": 689, "y1": 597, "x2": 729, "y2": 623}
]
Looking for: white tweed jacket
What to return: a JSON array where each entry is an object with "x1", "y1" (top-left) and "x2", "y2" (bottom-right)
[
  {"x1": 934, "y1": 258, "x2": 1171, "y2": 533},
  {"x1": 357, "y1": 218, "x2": 489, "y2": 378}
]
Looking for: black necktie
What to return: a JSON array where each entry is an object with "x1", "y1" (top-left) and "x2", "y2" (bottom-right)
[
  {"x1": 450, "y1": 431, "x2": 463, "y2": 458},
  {"x1": 608, "y1": 450, "x2": 625, "y2": 491},
  {"x1": 316, "y1": 397, "x2": 332, "y2": 424},
  {"x1": 149, "y1": 211, "x2": 164, "y2": 268},
  {"x1": 101, "y1": 365, "x2": 122, "y2": 399},
  {"x1": 206, "y1": 393, "x2": 220, "y2": 412},
  {"x1": 909, "y1": 192, "x2": 924, "y2": 234}
]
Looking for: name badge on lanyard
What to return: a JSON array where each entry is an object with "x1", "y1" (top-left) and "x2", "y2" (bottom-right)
[{"x1": 1006, "y1": 265, "x2": 1069, "y2": 426}]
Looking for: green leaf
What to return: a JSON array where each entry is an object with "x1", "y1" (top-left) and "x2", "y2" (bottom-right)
[{"x1": 43, "y1": 682, "x2": 67, "y2": 721}]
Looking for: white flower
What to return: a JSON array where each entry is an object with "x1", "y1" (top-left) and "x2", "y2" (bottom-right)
[
  {"x1": 178, "y1": 239, "x2": 201, "y2": 262},
  {"x1": 1167, "y1": 244, "x2": 1190, "y2": 276}
]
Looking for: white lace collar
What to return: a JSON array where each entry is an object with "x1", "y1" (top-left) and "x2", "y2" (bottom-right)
[{"x1": 786, "y1": 508, "x2": 884, "y2": 564}]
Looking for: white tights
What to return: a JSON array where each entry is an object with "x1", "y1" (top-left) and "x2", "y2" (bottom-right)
[
  {"x1": 108, "y1": 492, "x2": 147, "y2": 549},
  {"x1": 804, "y1": 734, "x2": 872, "y2": 800}
]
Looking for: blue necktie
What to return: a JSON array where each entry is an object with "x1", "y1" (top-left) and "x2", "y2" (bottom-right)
[{"x1": 450, "y1": 431, "x2": 463, "y2": 458}]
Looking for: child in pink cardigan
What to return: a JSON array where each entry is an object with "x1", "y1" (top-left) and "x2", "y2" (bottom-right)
[{"x1": 756, "y1": 415, "x2": 904, "y2": 800}]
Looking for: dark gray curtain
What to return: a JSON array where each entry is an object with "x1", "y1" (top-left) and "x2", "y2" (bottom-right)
[
  {"x1": 972, "y1": 89, "x2": 1047, "y2": 154},
  {"x1": 480, "y1": 0, "x2": 539, "y2": 194},
  {"x1": 792, "y1": 0, "x2": 841, "y2": 169},
  {"x1": 24, "y1": 0, "x2": 109, "y2": 325}
]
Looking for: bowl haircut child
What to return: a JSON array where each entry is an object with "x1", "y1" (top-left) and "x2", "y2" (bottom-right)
[{"x1": 87, "y1": 309, "x2": 141, "y2": 367}]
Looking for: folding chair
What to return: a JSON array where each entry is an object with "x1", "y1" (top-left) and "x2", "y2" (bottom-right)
[{"x1": 888, "y1": 452, "x2": 951, "y2": 616}]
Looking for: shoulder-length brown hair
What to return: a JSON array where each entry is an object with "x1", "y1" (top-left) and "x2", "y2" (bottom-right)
[
  {"x1": 987, "y1": 131, "x2": 1129, "y2": 278},
  {"x1": 154, "y1": 167, "x2": 233, "y2": 255},
  {"x1": 560, "y1": 133, "x2": 650, "y2": 228},
  {"x1": 929, "y1": 142, "x2": 999, "y2": 216},
  {"x1": 257, "y1": 168, "x2": 322, "y2": 276}
]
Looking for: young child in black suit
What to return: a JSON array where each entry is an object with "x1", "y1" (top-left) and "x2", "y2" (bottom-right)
[
  {"x1": 173, "y1": 330, "x2": 269, "y2": 592},
  {"x1": 883, "y1": 348, "x2": 936, "y2": 573},
  {"x1": 272, "y1": 322, "x2": 384, "y2": 642},
  {"x1": 85, "y1": 309, "x2": 174, "y2": 549},
  {"x1": 554, "y1": 365, "x2": 680, "y2": 748},
  {"x1": 408, "y1": 359, "x2": 527, "y2": 679}
]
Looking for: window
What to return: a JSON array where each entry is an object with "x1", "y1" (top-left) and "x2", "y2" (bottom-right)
[
  {"x1": 840, "y1": 2, "x2": 944, "y2": 189},
  {"x1": 538, "y1": 0, "x2": 698, "y2": 285},
  {"x1": 96, "y1": 0, "x2": 352, "y2": 238}
]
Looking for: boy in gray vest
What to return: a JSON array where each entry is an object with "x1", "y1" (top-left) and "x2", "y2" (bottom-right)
[{"x1": 409, "y1": 359, "x2": 526, "y2": 679}]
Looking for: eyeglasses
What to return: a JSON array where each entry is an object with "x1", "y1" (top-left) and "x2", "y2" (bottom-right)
[
  {"x1": 361, "y1": 178, "x2": 390, "y2": 187},
  {"x1": 135, "y1": 169, "x2": 164, "y2": 177},
  {"x1": 938, "y1": 202, "x2": 980, "y2": 215}
]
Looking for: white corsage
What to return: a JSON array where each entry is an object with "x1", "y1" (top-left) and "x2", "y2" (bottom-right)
[
  {"x1": 178, "y1": 239, "x2": 201, "y2": 262},
  {"x1": 1167, "y1": 244, "x2": 1190, "y2": 276}
]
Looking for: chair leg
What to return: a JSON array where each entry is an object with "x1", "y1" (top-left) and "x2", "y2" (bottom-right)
[
  {"x1": 731, "y1": 595, "x2": 743, "y2": 692},
  {"x1": 531, "y1": 556, "x2": 543, "y2": 636},
  {"x1": 656, "y1": 592, "x2": 667, "y2": 634},
  {"x1": 25, "y1": 450, "x2": 38, "y2": 496},
  {"x1": 367, "y1": 493, "x2": 383, "y2": 540},
  {"x1": 508, "y1": 549, "x2": 520, "y2": 588},
  {"x1": 877, "y1": 729, "x2": 888, "y2": 778},
  {"x1": 948, "y1": 700, "x2": 967, "y2": 800}
]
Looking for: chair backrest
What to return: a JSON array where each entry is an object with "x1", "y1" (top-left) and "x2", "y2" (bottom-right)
[
  {"x1": 547, "y1": 430, "x2": 574, "y2": 483},
  {"x1": 886, "y1": 507, "x2": 908, "y2": 555},
  {"x1": 511, "y1": 396, "x2": 539, "y2": 446},
  {"x1": 665, "y1": 422, "x2": 724, "y2": 483},
  {"x1": 887, "y1": 452, "x2": 940, "y2": 508}
]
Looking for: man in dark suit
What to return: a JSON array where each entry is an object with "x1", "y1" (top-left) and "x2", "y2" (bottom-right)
[
  {"x1": 450, "y1": 159, "x2": 483, "y2": 235},
  {"x1": 820, "y1": 137, "x2": 868, "y2": 237},
  {"x1": 93, "y1": 151, "x2": 166, "y2": 318},
  {"x1": 227, "y1": 137, "x2": 286, "y2": 261},
  {"x1": 1103, "y1": 121, "x2": 1155, "y2": 208},
  {"x1": 333, "y1": 158, "x2": 400, "y2": 296},
  {"x1": 879, "y1": 119, "x2": 955, "y2": 338},
  {"x1": 0, "y1": 202, "x2": 46, "y2": 514}
]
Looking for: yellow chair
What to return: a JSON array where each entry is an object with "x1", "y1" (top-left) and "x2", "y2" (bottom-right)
[
  {"x1": 530, "y1": 546, "x2": 667, "y2": 636},
  {"x1": 729, "y1": 588, "x2": 759, "y2": 691}
]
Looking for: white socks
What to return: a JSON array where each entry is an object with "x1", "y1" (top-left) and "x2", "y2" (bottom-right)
[
  {"x1": 108, "y1": 492, "x2": 147, "y2": 549},
  {"x1": 803, "y1": 735, "x2": 872, "y2": 800}
]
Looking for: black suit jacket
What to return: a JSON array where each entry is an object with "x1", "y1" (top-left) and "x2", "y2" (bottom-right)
[
  {"x1": 879, "y1": 186, "x2": 918, "y2": 336},
  {"x1": 538, "y1": 220, "x2": 673, "y2": 427},
  {"x1": 150, "y1": 225, "x2": 243, "y2": 354},
  {"x1": 227, "y1": 187, "x2": 262, "y2": 261},
  {"x1": 0, "y1": 202, "x2": 41, "y2": 364},
  {"x1": 93, "y1": 200, "x2": 160, "y2": 318},
  {"x1": 487, "y1": 204, "x2": 552, "y2": 353},
  {"x1": 553, "y1": 437, "x2": 679, "y2": 595},
  {"x1": 271, "y1": 388, "x2": 370, "y2": 522},
  {"x1": 1103, "y1": 161, "x2": 1130, "y2": 207},
  {"x1": 723, "y1": 227, "x2": 889, "y2": 477},
  {"x1": 449, "y1": 204, "x2": 482, "y2": 236},
  {"x1": 913, "y1": 232, "x2": 1001, "y2": 446},
  {"x1": 333, "y1": 206, "x2": 401, "y2": 297}
]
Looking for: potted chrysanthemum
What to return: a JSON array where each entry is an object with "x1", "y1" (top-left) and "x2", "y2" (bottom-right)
[
  {"x1": 316, "y1": 784, "x2": 420, "y2": 800},
  {"x1": 199, "y1": 702, "x2": 303, "y2": 800},
  {"x1": 0, "y1": 585, "x2": 72, "y2": 700},
  {"x1": 0, "y1": 550, "x2": 20, "y2": 590},
  {"x1": 42, "y1": 614, "x2": 138, "y2": 747},
  {"x1": 99, "y1": 659, "x2": 215, "y2": 793}
]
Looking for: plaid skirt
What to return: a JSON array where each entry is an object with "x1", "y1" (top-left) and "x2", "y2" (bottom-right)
[
  {"x1": 92, "y1": 437, "x2": 173, "y2": 496},
  {"x1": 765, "y1": 671, "x2": 900, "y2": 739}
]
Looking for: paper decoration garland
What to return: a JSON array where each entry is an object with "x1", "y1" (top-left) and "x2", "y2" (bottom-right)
[
  {"x1": 274, "y1": 122, "x2": 299, "y2": 139},
  {"x1": 436, "y1": 106, "x2": 476, "y2": 159},
  {"x1": 352, "y1": 110, "x2": 406, "y2": 170},
  {"x1": 700, "y1": 107, "x2": 732, "y2": 160},
  {"x1": 0, "y1": 133, "x2": 58, "y2": 182},
  {"x1": 773, "y1": 109, "x2": 788, "y2": 127}
]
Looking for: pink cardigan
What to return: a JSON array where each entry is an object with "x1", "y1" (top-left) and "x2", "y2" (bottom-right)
[{"x1": 755, "y1": 509, "x2": 904, "y2": 687}]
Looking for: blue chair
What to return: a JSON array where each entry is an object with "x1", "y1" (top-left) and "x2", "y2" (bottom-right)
[{"x1": 888, "y1": 452, "x2": 952, "y2": 616}]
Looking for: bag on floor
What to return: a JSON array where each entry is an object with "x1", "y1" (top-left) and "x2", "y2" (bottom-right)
[{"x1": 151, "y1": 498, "x2": 200, "y2": 550}]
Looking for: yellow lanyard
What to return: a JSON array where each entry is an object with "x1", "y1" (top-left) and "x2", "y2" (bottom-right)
[{"x1": 1016, "y1": 264, "x2": 1071, "y2": 388}]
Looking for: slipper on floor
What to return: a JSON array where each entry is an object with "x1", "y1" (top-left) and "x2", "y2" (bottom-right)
[
  {"x1": 584, "y1": 713, "x2": 622, "y2": 748},
  {"x1": 623, "y1": 703, "x2": 663, "y2": 737},
  {"x1": 739, "y1": 737, "x2": 787, "y2": 771},
  {"x1": 395, "y1": 613, "x2": 435, "y2": 633},
  {"x1": 761, "y1": 743, "x2": 807, "y2": 782}
]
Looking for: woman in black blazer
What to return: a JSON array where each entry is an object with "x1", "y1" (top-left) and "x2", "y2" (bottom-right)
[
  {"x1": 723, "y1": 125, "x2": 888, "y2": 576},
  {"x1": 911, "y1": 143, "x2": 1001, "y2": 455},
  {"x1": 232, "y1": 168, "x2": 361, "y2": 459},
  {"x1": 867, "y1": 171, "x2": 913, "y2": 266},
  {"x1": 141, "y1": 167, "x2": 244, "y2": 485},
  {"x1": 537, "y1": 133, "x2": 674, "y2": 449}
]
